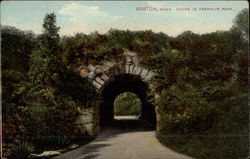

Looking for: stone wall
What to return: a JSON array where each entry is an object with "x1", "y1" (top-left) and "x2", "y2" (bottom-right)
[
  {"x1": 78, "y1": 50, "x2": 155, "y2": 92},
  {"x1": 72, "y1": 97, "x2": 101, "y2": 136},
  {"x1": 74, "y1": 50, "x2": 156, "y2": 136}
]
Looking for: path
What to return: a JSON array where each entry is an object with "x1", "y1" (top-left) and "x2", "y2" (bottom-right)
[{"x1": 53, "y1": 116, "x2": 192, "y2": 159}]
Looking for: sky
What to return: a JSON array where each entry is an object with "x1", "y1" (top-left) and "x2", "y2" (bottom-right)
[{"x1": 1, "y1": 1, "x2": 248, "y2": 36}]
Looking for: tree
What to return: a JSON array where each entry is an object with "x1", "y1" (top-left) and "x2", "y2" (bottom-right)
[
  {"x1": 26, "y1": 13, "x2": 80, "y2": 149},
  {"x1": 1, "y1": 26, "x2": 35, "y2": 71},
  {"x1": 28, "y1": 13, "x2": 61, "y2": 90},
  {"x1": 42, "y1": 13, "x2": 60, "y2": 52},
  {"x1": 26, "y1": 13, "x2": 63, "y2": 143},
  {"x1": 231, "y1": 8, "x2": 248, "y2": 91},
  {"x1": 232, "y1": 8, "x2": 249, "y2": 42},
  {"x1": 1, "y1": 26, "x2": 36, "y2": 158}
]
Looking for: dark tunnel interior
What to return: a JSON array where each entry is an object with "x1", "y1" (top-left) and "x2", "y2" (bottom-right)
[{"x1": 100, "y1": 74, "x2": 156, "y2": 129}]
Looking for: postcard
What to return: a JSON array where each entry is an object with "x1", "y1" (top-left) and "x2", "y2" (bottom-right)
[{"x1": 1, "y1": 1, "x2": 249, "y2": 159}]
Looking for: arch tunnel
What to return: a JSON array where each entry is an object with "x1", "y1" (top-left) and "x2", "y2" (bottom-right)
[
  {"x1": 99, "y1": 74, "x2": 156, "y2": 129},
  {"x1": 76, "y1": 50, "x2": 158, "y2": 134}
]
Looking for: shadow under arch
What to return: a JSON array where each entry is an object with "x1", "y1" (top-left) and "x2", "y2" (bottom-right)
[{"x1": 99, "y1": 74, "x2": 156, "y2": 129}]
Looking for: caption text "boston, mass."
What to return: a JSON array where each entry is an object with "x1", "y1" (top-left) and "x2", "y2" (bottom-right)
[{"x1": 136, "y1": 7, "x2": 233, "y2": 12}]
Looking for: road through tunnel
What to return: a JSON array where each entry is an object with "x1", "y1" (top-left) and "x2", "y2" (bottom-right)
[
  {"x1": 100, "y1": 74, "x2": 156, "y2": 129},
  {"x1": 76, "y1": 50, "x2": 157, "y2": 133}
]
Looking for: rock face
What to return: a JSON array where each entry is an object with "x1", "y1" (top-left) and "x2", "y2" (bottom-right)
[
  {"x1": 77, "y1": 50, "x2": 155, "y2": 92},
  {"x1": 74, "y1": 50, "x2": 156, "y2": 136},
  {"x1": 31, "y1": 151, "x2": 62, "y2": 158},
  {"x1": 73, "y1": 100, "x2": 101, "y2": 136}
]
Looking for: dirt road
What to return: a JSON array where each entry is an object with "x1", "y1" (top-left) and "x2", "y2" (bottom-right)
[{"x1": 53, "y1": 117, "x2": 192, "y2": 159}]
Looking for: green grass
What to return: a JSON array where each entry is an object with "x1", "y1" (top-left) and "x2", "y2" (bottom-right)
[{"x1": 157, "y1": 130, "x2": 248, "y2": 159}]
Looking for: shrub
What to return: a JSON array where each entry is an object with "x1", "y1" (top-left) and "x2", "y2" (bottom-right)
[{"x1": 11, "y1": 142, "x2": 34, "y2": 159}]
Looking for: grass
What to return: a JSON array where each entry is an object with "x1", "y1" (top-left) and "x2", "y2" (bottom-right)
[{"x1": 157, "y1": 130, "x2": 248, "y2": 159}]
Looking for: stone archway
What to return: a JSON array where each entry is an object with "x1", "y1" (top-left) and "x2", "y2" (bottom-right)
[
  {"x1": 75, "y1": 50, "x2": 156, "y2": 135},
  {"x1": 100, "y1": 74, "x2": 156, "y2": 128}
]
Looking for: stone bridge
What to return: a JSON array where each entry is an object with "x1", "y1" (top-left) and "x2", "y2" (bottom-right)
[{"x1": 73, "y1": 50, "x2": 157, "y2": 136}]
